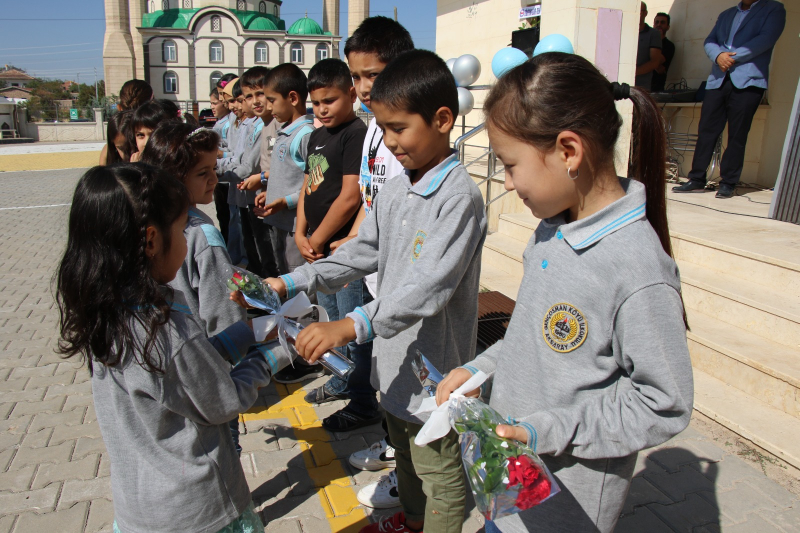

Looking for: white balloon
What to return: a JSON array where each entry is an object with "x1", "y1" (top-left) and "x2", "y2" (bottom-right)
[
  {"x1": 446, "y1": 58, "x2": 457, "y2": 73},
  {"x1": 453, "y1": 54, "x2": 481, "y2": 87},
  {"x1": 457, "y1": 87, "x2": 474, "y2": 116}
]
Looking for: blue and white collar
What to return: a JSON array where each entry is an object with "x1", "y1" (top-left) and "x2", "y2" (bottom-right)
[
  {"x1": 405, "y1": 151, "x2": 460, "y2": 198},
  {"x1": 279, "y1": 114, "x2": 314, "y2": 136}
]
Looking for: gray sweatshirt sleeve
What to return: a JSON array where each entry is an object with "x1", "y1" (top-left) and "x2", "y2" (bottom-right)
[
  {"x1": 462, "y1": 339, "x2": 504, "y2": 377},
  {"x1": 518, "y1": 284, "x2": 693, "y2": 458},
  {"x1": 163, "y1": 336, "x2": 291, "y2": 426},
  {"x1": 208, "y1": 321, "x2": 255, "y2": 365},
  {"x1": 194, "y1": 244, "x2": 246, "y2": 338},
  {"x1": 285, "y1": 131, "x2": 312, "y2": 210}
]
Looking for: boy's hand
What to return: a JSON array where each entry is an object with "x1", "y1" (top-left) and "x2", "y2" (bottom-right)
[
  {"x1": 495, "y1": 424, "x2": 531, "y2": 446},
  {"x1": 296, "y1": 235, "x2": 324, "y2": 263},
  {"x1": 254, "y1": 197, "x2": 287, "y2": 218},
  {"x1": 264, "y1": 277, "x2": 286, "y2": 298},
  {"x1": 238, "y1": 175, "x2": 262, "y2": 191},
  {"x1": 330, "y1": 235, "x2": 355, "y2": 254},
  {"x1": 295, "y1": 319, "x2": 357, "y2": 363},
  {"x1": 308, "y1": 233, "x2": 326, "y2": 256},
  {"x1": 230, "y1": 291, "x2": 254, "y2": 309},
  {"x1": 255, "y1": 191, "x2": 267, "y2": 208},
  {"x1": 436, "y1": 367, "x2": 480, "y2": 406}
]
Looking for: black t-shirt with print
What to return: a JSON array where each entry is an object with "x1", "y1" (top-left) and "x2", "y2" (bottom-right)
[{"x1": 304, "y1": 117, "x2": 368, "y2": 253}]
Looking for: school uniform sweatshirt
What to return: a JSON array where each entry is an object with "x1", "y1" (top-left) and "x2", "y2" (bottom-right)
[
  {"x1": 91, "y1": 291, "x2": 293, "y2": 533},
  {"x1": 218, "y1": 117, "x2": 263, "y2": 208},
  {"x1": 213, "y1": 112, "x2": 232, "y2": 152},
  {"x1": 280, "y1": 153, "x2": 487, "y2": 423},
  {"x1": 168, "y1": 207, "x2": 245, "y2": 339},
  {"x1": 264, "y1": 115, "x2": 315, "y2": 232},
  {"x1": 464, "y1": 178, "x2": 694, "y2": 532}
]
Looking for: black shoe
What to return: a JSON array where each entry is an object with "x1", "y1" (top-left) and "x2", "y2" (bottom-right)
[
  {"x1": 304, "y1": 385, "x2": 348, "y2": 405},
  {"x1": 715, "y1": 184, "x2": 734, "y2": 199},
  {"x1": 672, "y1": 181, "x2": 708, "y2": 193},
  {"x1": 272, "y1": 362, "x2": 327, "y2": 384},
  {"x1": 322, "y1": 405, "x2": 382, "y2": 432}
]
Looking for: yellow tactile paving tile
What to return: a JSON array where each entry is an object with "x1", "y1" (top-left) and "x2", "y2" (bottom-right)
[
  {"x1": 0, "y1": 151, "x2": 101, "y2": 172},
  {"x1": 244, "y1": 381, "x2": 371, "y2": 532}
]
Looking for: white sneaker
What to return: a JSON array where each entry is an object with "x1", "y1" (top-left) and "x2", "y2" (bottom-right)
[
  {"x1": 357, "y1": 470, "x2": 400, "y2": 509},
  {"x1": 349, "y1": 439, "x2": 396, "y2": 471}
]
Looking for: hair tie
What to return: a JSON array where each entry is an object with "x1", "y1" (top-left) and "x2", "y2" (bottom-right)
[
  {"x1": 611, "y1": 82, "x2": 631, "y2": 101},
  {"x1": 219, "y1": 80, "x2": 228, "y2": 88},
  {"x1": 186, "y1": 128, "x2": 204, "y2": 140}
]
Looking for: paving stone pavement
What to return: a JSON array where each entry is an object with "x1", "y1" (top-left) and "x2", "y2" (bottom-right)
[{"x1": 1, "y1": 168, "x2": 799, "y2": 532}]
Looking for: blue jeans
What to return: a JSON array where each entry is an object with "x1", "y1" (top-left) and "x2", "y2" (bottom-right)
[
  {"x1": 317, "y1": 278, "x2": 379, "y2": 417},
  {"x1": 485, "y1": 520, "x2": 502, "y2": 533},
  {"x1": 227, "y1": 205, "x2": 246, "y2": 265}
]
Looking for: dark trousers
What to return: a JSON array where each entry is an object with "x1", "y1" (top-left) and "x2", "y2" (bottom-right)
[
  {"x1": 688, "y1": 75, "x2": 764, "y2": 187},
  {"x1": 240, "y1": 207, "x2": 279, "y2": 278},
  {"x1": 213, "y1": 184, "x2": 230, "y2": 244}
]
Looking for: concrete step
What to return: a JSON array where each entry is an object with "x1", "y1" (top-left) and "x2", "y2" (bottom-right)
[
  {"x1": 479, "y1": 262, "x2": 522, "y2": 301},
  {"x1": 686, "y1": 309, "x2": 800, "y2": 417},
  {"x1": 482, "y1": 232, "x2": 525, "y2": 280},
  {"x1": 693, "y1": 369, "x2": 800, "y2": 469},
  {"x1": 672, "y1": 231, "x2": 800, "y2": 296},
  {"x1": 497, "y1": 212, "x2": 539, "y2": 243},
  {"x1": 678, "y1": 260, "x2": 800, "y2": 348}
]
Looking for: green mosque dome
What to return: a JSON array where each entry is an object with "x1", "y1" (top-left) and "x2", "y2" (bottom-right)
[{"x1": 287, "y1": 16, "x2": 324, "y2": 35}]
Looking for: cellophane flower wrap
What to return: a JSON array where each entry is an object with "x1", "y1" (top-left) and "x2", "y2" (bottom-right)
[
  {"x1": 452, "y1": 398, "x2": 559, "y2": 521},
  {"x1": 224, "y1": 266, "x2": 281, "y2": 312}
]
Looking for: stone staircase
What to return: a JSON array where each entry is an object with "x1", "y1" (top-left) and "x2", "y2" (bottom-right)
[{"x1": 480, "y1": 208, "x2": 800, "y2": 469}]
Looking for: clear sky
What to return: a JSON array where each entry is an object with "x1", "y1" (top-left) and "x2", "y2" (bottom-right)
[{"x1": 0, "y1": 0, "x2": 436, "y2": 81}]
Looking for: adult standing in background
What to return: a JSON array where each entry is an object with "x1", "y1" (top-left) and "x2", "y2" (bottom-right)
[
  {"x1": 635, "y1": 2, "x2": 663, "y2": 91},
  {"x1": 673, "y1": 0, "x2": 786, "y2": 198},
  {"x1": 651, "y1": 12, "x2": 675, "y2": 92}
]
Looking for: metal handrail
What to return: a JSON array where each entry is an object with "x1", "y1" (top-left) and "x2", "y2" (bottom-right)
[{"x1": 454, "y1": 123, "x2": 486, "y2": 158}]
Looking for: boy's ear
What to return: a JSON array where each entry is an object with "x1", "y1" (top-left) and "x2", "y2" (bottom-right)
[
  {"x1": 434, "y1": 106, "x2": 455, "y2": 134},
  {"x1": 348, "y1": 86, "x2": 357, "y2": 104}
]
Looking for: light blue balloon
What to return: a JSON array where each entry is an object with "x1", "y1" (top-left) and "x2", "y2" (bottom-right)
[
  {"x1": 533, "y1": 34, "x2": 574, "y2": 57},
  {"x1": 491, "y1": 47, "x2": 528, "y2": 78}
]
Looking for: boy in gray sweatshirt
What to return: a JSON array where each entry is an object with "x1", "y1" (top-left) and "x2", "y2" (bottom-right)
[{"x1": 267, "y1": 51, "x2": 486, "y2": 533}]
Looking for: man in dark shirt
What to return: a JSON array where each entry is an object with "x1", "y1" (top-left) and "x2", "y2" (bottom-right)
[
  {"x1": 635, "y1": 1, "x2": 663, "y2": 91},
  {"x1": 652, "y1": 12, "x2": 675, "y2": 92}
]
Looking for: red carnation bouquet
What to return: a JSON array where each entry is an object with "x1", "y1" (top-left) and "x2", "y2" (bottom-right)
[{"x1": 455, "y1": 399, "x2": 560, "y2": 520}]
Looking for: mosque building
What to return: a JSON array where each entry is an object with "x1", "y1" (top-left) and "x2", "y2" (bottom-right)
[{"x1": 103, "y1": 1, "x2": 368, "y2": 105}]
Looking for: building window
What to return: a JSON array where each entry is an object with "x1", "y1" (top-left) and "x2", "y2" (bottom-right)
[
  {"x1": 210, "y1": 71, "x2": 223, "y2": 89},
  {"x1": 150, "y1": 1, "x2": 155, "y2": 12},
  {"x1": 290, "y1": 42, "x2": 303, "y2": 64},
  {"x1": 183, "y1": 0, "x2": 191, "y2": 7},
  {"x1": 316, "y1": 44, "x2": 329, "y2": 63},
  {"x1": 164, "y1": 71, "x2": 178, "y2": 93},
  {"x1": 237, "y1": 0, "x2": 246, "y2": 10},
  {"x1": 255, "y1": 42, "x2": 268, "y2": 63},
  {"x1": 162, "y1": 0, "x2": 169, "y2": 10},
  {"x1": 162, "y1": 40, "x2": 177, "y2": 62},
  {"x1": 211, "y1": 15, "x2": 221, "y2": 32},
  {"x1": 259, "y1": 1, "x2": 266, "y2": 14},
  {"x1": 210, "y1": 41, "x2": 223, "y2": 63}
]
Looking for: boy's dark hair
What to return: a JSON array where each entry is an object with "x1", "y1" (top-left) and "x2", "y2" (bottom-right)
[
  {"x1": 216, "y1": 73, "x2": 238, "y2": 89},
  {"x1": 655, "y1": 12, "x2": 670, "y2": 24},
  {"x1": 210, "y1": 87, "x2": 220, "y2": 98},
  {"x1": 371, "y1": 50, "x2": 458, "y2": 125},
  {"x1": 307, "y1": 58, "x2": 353, "y2": 93},
  {"x1": 240, "y1": 66, "x2": 270, "y2": 90},
  {"x1": 106, "y1": 110, "x2": 134, "y2": 164},
  {"x1": 140, "y1": 120, "x2": 220, "y2": 183},
  {"x1": 344, "y1": 16, "x2": 414, "y2": 64},
  {"x1": 231, "y1": 79, "x2": 243, "y2": 99},
  {"x1": 56, "y1": 163, "x2": 189, "y2": 375},
  {"x1": 266, "y1": 63, "x2": 308, "y2": 101},
  {"x1": 118, "y1": 79, "x2": 153, "y2": 111}
]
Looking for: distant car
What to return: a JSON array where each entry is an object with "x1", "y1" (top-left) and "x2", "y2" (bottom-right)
[{"x1": 198, "y1": 108, "x2": 217, "y2": 128}]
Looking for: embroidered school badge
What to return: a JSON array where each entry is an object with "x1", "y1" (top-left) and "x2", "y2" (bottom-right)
[
  {"x1": 411, "y1": 230, "x2": 427, "y2": 263},
  {"x1": 542, "y1": 303, "x2": 587, "y2": 353}
]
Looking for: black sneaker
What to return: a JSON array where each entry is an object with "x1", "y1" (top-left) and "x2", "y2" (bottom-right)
[
  {"x1": 715, "y1": 184, "x2": 734, "y2": 199},
  {"x1": 272, "y1": 362, "x2": 327, "y2": 384},
  {"x1": 304, "y1": 385, "x2": 348, "y2": 405},
  {"x1": 672, "y1": 181, "x2": 708, "y2": 193}
]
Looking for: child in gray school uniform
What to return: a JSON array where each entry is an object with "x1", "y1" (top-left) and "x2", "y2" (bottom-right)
[
  {"x1": 265, "y1": 51, "x2": 487, "y2": 533},
  {"x1": 55, "y1": 164, "x2": 294, "y2": 533},
  {"x1": 438, "y1": 53, "x2": 694, "y2": 533}
]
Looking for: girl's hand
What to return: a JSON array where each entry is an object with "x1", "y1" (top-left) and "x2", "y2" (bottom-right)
[
  {"x1": 295, "y1": 319, "x2": 357, "y2": 363},
  {"x1": 264, "y1": 277, "x2": 286, "y2": 298},
  {"x1": 308, "y1": 233, "x2": 325, "y2": 256},
  {"x1": 495, "y1": 424, "x2": 530, "y2": 446},
  {"x1": 436, "y1": 367, "x2": 479, "y2": 406},
  {"x1": 230, "y1": 291, "x2": 254, "y2": 309},
  {"x1": 238, "y1": 175, "x2": 262, "y2": 191},
  {"x1": 330, "y1": 235, "x2": 355, "y2": 254}
]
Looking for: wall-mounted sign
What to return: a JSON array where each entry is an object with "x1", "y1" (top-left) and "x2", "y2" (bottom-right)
[{"x1": 519, "y1": 5, "x2": 542, "y2": 19}]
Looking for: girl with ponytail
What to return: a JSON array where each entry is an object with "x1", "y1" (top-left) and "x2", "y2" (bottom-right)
[
  {"x1": 436, "y1": 53, "x2": 694, "y2": 532},
  {"x1": 55, "y1": 163, "x2": 293, "y2": 532}
]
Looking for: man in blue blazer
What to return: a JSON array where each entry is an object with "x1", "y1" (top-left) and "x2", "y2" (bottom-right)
[{"x1": 673, "y1": 0, "x2": 785, "y2": 198}]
